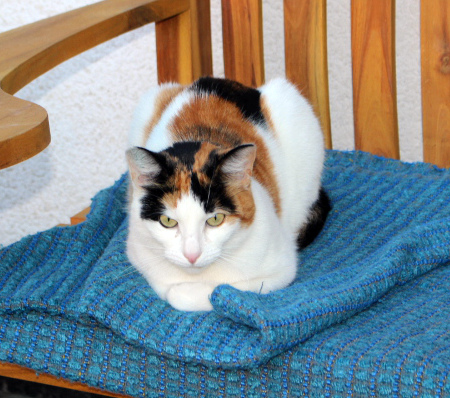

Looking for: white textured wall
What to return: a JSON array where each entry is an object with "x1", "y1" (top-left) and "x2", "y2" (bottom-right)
[{"x1": 0, "y1": 0, "x2": 421, "y2": 246}]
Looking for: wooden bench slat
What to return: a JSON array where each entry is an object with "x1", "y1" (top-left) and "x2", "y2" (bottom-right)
[
  {"x1": 221, "y1": 0, "x2": 265, "y2": 87},
  {"x1": 189, "y1": 0, "x2": 213, "y2": 78},
  {"x1": 351, "y1": 0, "x2": 399, "y2": 159},
  {"x1": 421, "y1": 0, "x2": 450, "y2": 168},
  {"x1": 284, "y1": 0, "x2": 332, "y2": 149},
  {"x1": 156, "y1": 0, "x2": 213, "y2": 84},
  {"x1": 156, "y1": 9, "x2": 193, "y2": 84}
]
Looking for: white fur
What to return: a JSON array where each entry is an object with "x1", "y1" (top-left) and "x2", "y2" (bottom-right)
[
  {"x1": 126, "y1": 78, "x2": 325, "y2": 311},
  {"x1": 258, "y1": 78, "x2": 325, "y2": 235}
]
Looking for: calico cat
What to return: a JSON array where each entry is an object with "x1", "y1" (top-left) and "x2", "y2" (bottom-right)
[{"x1": 126, "y1": 77, "x2": 330, "y2": 311}]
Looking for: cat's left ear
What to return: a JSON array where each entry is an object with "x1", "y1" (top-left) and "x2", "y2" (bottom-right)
[
  {"x1": 220, "y1": 144, "x2": 256, "y2": 189},
  {"x1": 126, "y1": 147, "x2": 163, "y2": 188}
]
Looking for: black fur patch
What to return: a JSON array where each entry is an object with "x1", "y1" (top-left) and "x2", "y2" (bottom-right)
[
  {"x1": 191, "y1": 147, "x2": 236, "y2": 213},
  {"x1": 199, "y1": 149, "x2": 220, "y2": 179},
  {"x1": 192, "y1": 77, "x2": 264, "y2": 124},
  {"x1": 191, "y1": 170, "x2": 236, "y2": 214},
  {"x1": 139, "y1": 151, "x2": 176, "y2": 221},
  {"x1": 163, "y1": 141, "x2": 201, "y2": 170},
  {"x1": 297, "y1": 188, "x2": 331, "y2": 249},
  {"x1": 140, "y1": 185, "x2": 170, "y2": 222}
]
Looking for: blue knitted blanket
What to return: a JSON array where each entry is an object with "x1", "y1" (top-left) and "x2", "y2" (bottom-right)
[{"x1": 1, "y1": 150, "x2": 450, "y2": 396}]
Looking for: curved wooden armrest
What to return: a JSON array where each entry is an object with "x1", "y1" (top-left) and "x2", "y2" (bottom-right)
[{"x1": 0, "y1": 0, "x2": 188, "y2": 170}]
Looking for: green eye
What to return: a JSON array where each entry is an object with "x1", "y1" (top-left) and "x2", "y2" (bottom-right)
[
  {"x1": 206, "y1": 213, "x2": 225, "y2": 227},
  {"x1": 159, "y1": 215, "x2": 178, "y2": 228}
]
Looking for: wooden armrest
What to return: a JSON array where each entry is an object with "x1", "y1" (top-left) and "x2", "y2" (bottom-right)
[{"x1": 0, "y1": 0, "x2": 188, "y2": 170}]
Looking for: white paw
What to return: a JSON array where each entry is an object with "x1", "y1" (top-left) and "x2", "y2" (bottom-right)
[{"x1": 166, "y1": 282, "x2": 214, "y2": 311}]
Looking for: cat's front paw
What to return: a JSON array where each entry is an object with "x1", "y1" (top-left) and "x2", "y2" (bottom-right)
[{"x1": 166, "y1": 282, "x2": 214, "y2": 311}]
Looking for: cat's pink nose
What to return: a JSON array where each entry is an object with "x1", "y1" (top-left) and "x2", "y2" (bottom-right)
[
  {"x1": 183, "y1": 236, "x2": 201, "y2": 264},
  {"x1": 184, "y1": 251, "x2": 201, "y2": 264}
]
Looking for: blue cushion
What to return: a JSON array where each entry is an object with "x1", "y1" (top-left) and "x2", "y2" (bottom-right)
[{"x1": 1, "y1": 150, "x2": 449, "y2": 397}]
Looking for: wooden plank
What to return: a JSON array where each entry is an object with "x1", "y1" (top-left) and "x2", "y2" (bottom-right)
[
  {"x1": 351, "y1": 0, "x2": 399, "y2": 159},
  {"x1": 0, "y1": 0, "x2": 189, "y2": 170},
  {"x1": 70, "y1": 206, "x2": 91, "y2": 225},
  {"x1": 0, "y1": 0, "x2": 189, "y2": 94},
  {"x1": 156, "y1": 0, "x2": 213, "y2": 84},
  {"x1": 284, "y1": 0, "x2": 332, "y2": 149},
  {"x1": 156, "y1": 9, "x2": 194, "y2": 84},
  {"x1": 421, "y1": 0, "x2": 450, "y2": 168},
  {"x1": 189, "y1": 0, "x2": 213, "y2": 78},
  {"x1": 56, "y1": 206, "x2": 91, "y2": 227},
  {"x1": 0, "y1": 362, "x2": 130, "y2": 397},
  {"x1": 0, "y1": 90, "x2": 50, "y2": 169},
  {"x1": 221, "y1": 0, "x2": 264, "y2": 87}
]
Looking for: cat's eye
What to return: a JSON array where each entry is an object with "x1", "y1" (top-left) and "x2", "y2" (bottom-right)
[
  {"x1": 159, "y1": 215, "x2": 178, "y2": 228},
  {"x1": 206, "y1": 213, "x2": 225, "y2": 227}
]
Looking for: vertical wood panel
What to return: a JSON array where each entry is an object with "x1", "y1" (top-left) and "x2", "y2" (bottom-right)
[
  {"x1": 156, "y1": 9, "x2": 193, "y2": 84},
  {"x1": 351, "y1": 0, "x2": 399, "y2": 159},
  {"x1": 421, "y1": 0, "x2": 450, "y2": 168},
  {"x1": 284, "y1": 0, "x2": 331, "y2": 149},
  {"x1": 189, "y1": 0, "x2": 213, "y2": 79},
  {"x1": 221, "y1": 0, "x2": 264, "y2": 87}
]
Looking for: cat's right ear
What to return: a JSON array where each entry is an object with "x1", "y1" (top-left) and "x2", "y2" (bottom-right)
[{"x1": 126, "y1": 147, "x2": 162, "y2": 188}]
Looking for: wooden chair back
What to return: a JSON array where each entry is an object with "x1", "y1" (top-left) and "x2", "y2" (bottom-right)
[{"x1": 157, "y1": 0, "x2": 450, "y2": 167}]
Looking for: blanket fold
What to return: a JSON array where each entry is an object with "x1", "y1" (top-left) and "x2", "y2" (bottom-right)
[{"x1": 1, "y1": 151, "x2": 449, "y2": 370}]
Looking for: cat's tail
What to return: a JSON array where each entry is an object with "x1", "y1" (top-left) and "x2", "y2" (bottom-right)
[{"x1": 297, "y1": 188, "x2": 331, "y2": 250}]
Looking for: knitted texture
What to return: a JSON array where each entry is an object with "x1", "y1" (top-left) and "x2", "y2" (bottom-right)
[{"x1": 1, "y1": 150, "x2": 450, "y2": 397}]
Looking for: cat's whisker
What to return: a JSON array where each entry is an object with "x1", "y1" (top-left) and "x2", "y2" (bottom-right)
[
  {"x1": 115, "y1": 255, "x2": 168, "y2": 278},
  {"x1": 116, "y1": 267, "x2": 140, "y2": 278},
  {"x1": 133, "y1": 241, "x2": 165, "y2": 252},
  {"x1": 205, "y1": 168, "x2": 218, "y2": 209},
  {"x1": 206, "y1": 179, "x2": 213, "y2": 208},
  {"x1": 218, "y1": 252, "x2": 241, "y2": 265},
  {"x1": 219, "y1": 250, "x2": 238, "y2": 260}
]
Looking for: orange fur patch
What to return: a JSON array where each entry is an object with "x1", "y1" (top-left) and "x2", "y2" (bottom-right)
[
  {"x1": 225, "y1": 186, "x2": 256, "y2": 226},
  {"x1": 160, "y1": 167, "x2": 191, "y2": 209},
  {"x1": 193, "y1": 142, "x2": 219, "y2": 172},
  {"x1": 174, "y1": 170, "x2": 191, "y2": 194}
]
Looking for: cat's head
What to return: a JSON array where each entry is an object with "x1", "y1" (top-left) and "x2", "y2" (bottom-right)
[{"x1": 126, "y1": 141, "x2": 256, "y2": 269}]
